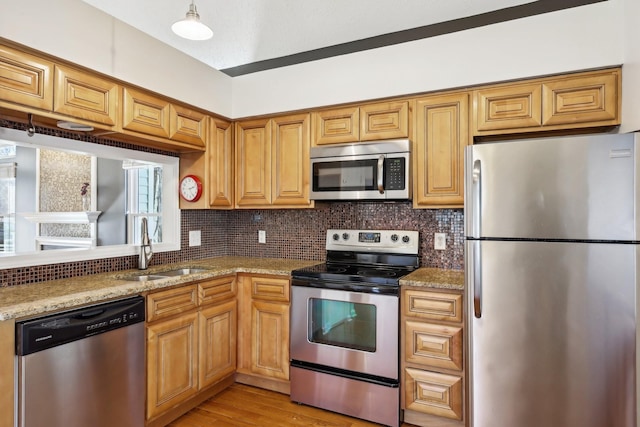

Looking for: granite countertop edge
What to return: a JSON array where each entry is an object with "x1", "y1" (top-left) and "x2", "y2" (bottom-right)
[{"x1": 0, "y1": 258, "x2": 464, "y2": 321}]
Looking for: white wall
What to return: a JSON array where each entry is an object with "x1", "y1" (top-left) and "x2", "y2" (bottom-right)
[
  {"x1": 0, "y1": 0, "x2": 233, "y2": 118},
  {"x1": 0, "y1": 0, "x2": 634, "y2": 128},
  {"x1": 621, "y1": 0, "x2": 640, "y2": 132},
  {"x1": 232, "y1": 1, "x2": 625, "y2": 119}
]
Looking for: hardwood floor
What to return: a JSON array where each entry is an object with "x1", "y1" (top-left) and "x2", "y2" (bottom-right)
[{"x1": 168, "y1": 383, "x2": 415, "y2": 427}]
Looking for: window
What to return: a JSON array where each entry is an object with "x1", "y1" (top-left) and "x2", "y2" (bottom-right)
[{"x1": 0, "y1": 126, "x2": 180, "y2": 269}]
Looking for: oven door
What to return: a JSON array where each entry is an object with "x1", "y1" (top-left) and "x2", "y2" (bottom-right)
[
  {"x1": 290, "y1": 283, "x2": 399, "y2": 380},
  {"x1": 310, "y1": 152, "x2": 409, "y2": 200}
]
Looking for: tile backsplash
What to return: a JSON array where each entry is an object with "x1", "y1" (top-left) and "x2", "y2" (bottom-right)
[{"x1": 1, "y1": 204, "x2": 464, "y2": 287}]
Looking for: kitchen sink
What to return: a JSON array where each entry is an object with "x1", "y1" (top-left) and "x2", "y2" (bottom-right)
[
  {"x1": 156, "y1": 268, "x2": 208, "y2": 276},
  {"x1": 124, "y1": 275, "x2": 168, "y2": 282},
  {"x1": 120, "y1": 268, "x2": 209, "y2": 282}
]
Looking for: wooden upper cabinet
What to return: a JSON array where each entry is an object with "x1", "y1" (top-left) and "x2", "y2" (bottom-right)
[
  {"x1": 312, "y1": 102, "x2": 409, "y2": 146},
  {"x1": 542, "y1": 70, "x2": 620, "y2": 127},
  {"x1": 169, "y1": 104, "x2": 207, "y2": 149},
  {"x1": 0, "y1": 44, "x2": 53, "y2": 111},
  {"x1": 413, "y1": 93, "x2": 469, "y2": 209},
  {"x1": 235, "y1": 118, "x2": 272, "y2": 207},
  {"x1": 312, "y1": 106, "x2": 359, "y2": 145},
  {"x1": 473, "y1": 68, "x2": 621, "y2": 136},
  {"x1": 474, "y1": 83, "x2": 542, "y2": 132},
  {"x1": 235, "y1": 114, "x2": 312, "y2": 209},
  {"x1": 360, "y1": 101, "x2": 409, "y2": 141},
  {"x1": 122, "y1": 87, "x2": 171, "y2": 138},
  {"x1": 271, "y1": 113, "x2": 312, "y2": 207},
  {"x1": 208, "y1": 117, "x2": 234, "y2": 208},
  {"x1": 53, "y1": 64, "x2": 118, "y2": 127}
]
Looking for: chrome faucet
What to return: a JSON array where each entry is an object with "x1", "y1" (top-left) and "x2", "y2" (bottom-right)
[{"x1": 139, "y1": 217, "x2": 153, "y2": 270}]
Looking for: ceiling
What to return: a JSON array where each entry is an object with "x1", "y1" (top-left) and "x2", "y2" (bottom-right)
[{"x1": 80, "y1": 0, "x2": 602, "y2": 76}]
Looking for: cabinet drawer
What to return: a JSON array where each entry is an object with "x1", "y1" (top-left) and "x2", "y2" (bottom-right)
[
  {"x1": 405, "y1": 321, "x2": 463, "y2": 371},
  {"x1": 147, "y1": 285, "x2": 198, "y2": 322},
  {"x1": 404, "y1": 368, "x2": 463, "y2": 420},
  {"x1": 403, "y1": 290, "x2": 462, "y2": 323},
  {"x1": 250, "y1": 276, "x2": 290, "y2": 302},
  {"x1": 312, "y1": 107, "x2": 359, "y2": 145},
  {"x1": 542, "y1": 71, "x2": 619, "y2": 126},
  {"x1": 53, "y1": 65, "x2": 118, "y2": 126},
  {"x1": 475, "y1": 83, "x2": 542, "y2": 132},
  {"x1": 169, "y1": 104, "x2": 207, "y2": 148},
  {"x1": 198, "y1": 275, "x2": 236, "y2": 306},
  {"x1": 0, "y1": 44, "x2": 53, "y2": 111},
  {"x1": 122, "y1": 87, "x2": 170, "y2": 138},
  {"x1": 360, "y1": 101, "x2": 409, "y2": 141}
]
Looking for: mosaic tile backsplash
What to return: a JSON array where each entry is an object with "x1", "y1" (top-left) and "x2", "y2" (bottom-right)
[
  {"x1": 1, "y1": 205, "x2": 464, "y2": 287},
  {"x1": 0, "y1": 119, "x2": 464, "y2": 287}
]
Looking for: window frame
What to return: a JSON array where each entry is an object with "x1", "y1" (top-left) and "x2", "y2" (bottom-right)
[{"x1": 0, "y1": 126, "x2": 180, "y2": 269}]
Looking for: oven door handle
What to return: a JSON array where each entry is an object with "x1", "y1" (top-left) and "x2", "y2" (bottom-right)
[
  {"x1": 377, "y1": 155, "x2": 384, "y2": 194},
  {"x1": 291, "y1": 278, "x2": 399, "y2": 295}
]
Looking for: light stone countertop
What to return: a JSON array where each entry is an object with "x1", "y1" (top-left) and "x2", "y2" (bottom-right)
[
  {"x1": 400, "y1": 267, "x2": 465, "y2": 291},
  {"x1": 0, "y1": 257, "x2": 465, "y2": 321},
  {"x1": 0, "y1": 256, "x2": 321, "y2": 321}
]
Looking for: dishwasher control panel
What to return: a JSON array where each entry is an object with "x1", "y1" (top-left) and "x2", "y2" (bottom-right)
[{"x1": 16, "y1": 296, "x2": 145, "y2": 356}]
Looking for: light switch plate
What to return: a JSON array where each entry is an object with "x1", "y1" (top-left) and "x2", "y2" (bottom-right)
[
  {"x1": 189, "y1": 230, "x2": 201, "y2": 247},
  {"x1": 434, "y1": 233, "x2": 446, "y2": 250},
  {"x1": 258, "y1": 230, "x2": 266, "y2": 244}
]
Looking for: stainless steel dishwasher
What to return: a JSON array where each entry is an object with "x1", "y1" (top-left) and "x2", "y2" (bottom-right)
[{"x1": 15, "y1": 296, "x2": 146, "y2": 427}]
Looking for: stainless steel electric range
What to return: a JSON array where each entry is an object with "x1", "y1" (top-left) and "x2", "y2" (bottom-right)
[{"x1": 290, "y1": 229, "x2": 419, "y2": 427}]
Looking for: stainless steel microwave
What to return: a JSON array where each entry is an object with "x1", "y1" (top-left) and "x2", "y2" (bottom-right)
[{"x1": 310, "y1": 139, "x2": 411, "y2": 201}]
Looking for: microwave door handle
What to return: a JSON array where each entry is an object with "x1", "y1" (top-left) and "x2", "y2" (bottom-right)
[{"x1": 377, "y1": 155, "x2": 384, "y2": 194}]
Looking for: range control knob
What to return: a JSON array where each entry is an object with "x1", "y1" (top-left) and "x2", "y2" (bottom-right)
[
  {"x1": 342, "y1": 233, "x2": 350, "y2": 241},
  {"x1": 332, "y1": 233, "x2": 340, "y2": 241},
  {"x1": 402, "y1": 235, "x2": 411, "y2": 243},
  {"x1": 391, "y1": 234, "x2": 399, "y2": 242}
]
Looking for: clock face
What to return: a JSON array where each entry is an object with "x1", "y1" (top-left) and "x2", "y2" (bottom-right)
[{"x1": 180, "y1": 175, "x2": 202, "y2": 202}]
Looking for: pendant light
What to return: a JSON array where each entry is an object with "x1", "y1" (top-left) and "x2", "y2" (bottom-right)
[{"x1": 172, "y1": 1, "x2": 213, "y2": 41}]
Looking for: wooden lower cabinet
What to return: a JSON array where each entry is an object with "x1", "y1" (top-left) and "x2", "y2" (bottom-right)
[
  {"x1": 146, "y1": 276, "x2": 237, "y2": 427},
  {"x1": 0, "y1": 320, "x2": 14, "y2": 427},
  {"x1": 147, "y1": 312, "x2": 199, "y2": 420},
  {"x1": 236, "y1": 273, "x2": 291, "y2": 393},
  {"x1": 402, "y1": 287, "x2": 465, "y2": 427}
]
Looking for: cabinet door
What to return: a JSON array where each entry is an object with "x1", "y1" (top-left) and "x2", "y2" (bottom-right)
[
  {"x1": 169, "y1": 104, "x2": 207, "y2": 149},
  {"x1": 474, "y1": 83, "x2": 542, "y2": 132},
  {"x1": 199, "y1": 300, "x2": 237, "y2": 390},
  {"x1": 404, "y1": 368, "x2": 463, "y2": 420},
  {"x1": 414, "y1": 93, "x2": 469, "y2": 208},
  {"x1": 0, "y1": 44, "x2": 53, "y2": 111},
  {"x1": 312, "y1": 106, "x2": 359, "y2": 145},
  {"x1": 146, "y1": 312, "x2": 199, "y2": 420},
  {"x1": 251, "y1": 300, "x2": 289, "y2": 380},
  {"x1": 271, "y1": 113, "x2": 312, "y2": 207},
  {"x1": 208, "y1": 118, "x2": 234, "y2": 208},
  {"x1": 542, "y1": 70, "x2": 619, "y2": 127},
  {"x1": 360, "y1": 101, "x2": 409, "y2": 141},
  {"x1": 235, "y1": 119, "x2": 272, "y2": 207},
  {"x1": 53, "y1": 64, "x2": 118, "y2": 126},
  {"x1": 122, "y1": 87, "x2": 171, "y2": 138}
]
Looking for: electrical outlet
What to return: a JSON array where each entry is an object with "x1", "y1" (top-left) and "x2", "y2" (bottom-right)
[
  {"x1": 434, "y1": 233, "x2": 446, "y2": 250},
  {"x1": 258, "y1": 230, "x2": 266, "y2": 244},
  {"x1": 189, "y1": 230, "x2": 201, "y2": 247}
]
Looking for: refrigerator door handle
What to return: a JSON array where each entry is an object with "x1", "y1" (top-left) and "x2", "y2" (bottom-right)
[
  {"x1": 465, "y1": 149, "x2": 482, "y2": 238},
  {"x1": 472, "y1": 240, "x2": 482, "y2": 318}
]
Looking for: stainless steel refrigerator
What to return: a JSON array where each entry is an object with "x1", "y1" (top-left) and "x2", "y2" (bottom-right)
[{"x1": 465, "y1": 132, "x2": 639, "y2": 427}]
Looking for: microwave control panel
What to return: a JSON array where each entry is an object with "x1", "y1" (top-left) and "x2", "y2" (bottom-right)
[{"x1": 385, "y1": 158, "x2": 405, "y2": 190}]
